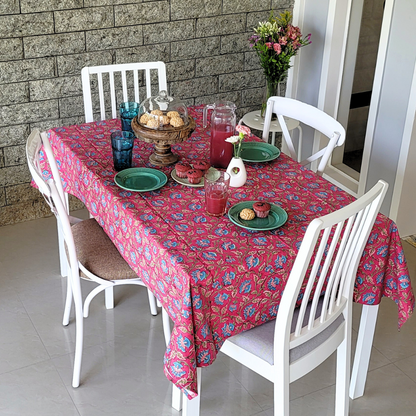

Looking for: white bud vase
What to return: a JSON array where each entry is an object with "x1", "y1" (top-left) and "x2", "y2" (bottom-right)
[{"x1": 226, "y1": 157, "x2": 247, "y2": 188}]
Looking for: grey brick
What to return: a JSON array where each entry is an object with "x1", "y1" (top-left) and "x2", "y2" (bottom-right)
[
  {"x1": 86, "y1": 26, "x2": 143, "y2": 52},
  {"x1": 0, "y1": 13, "x2": 54, "y2": 38},
  {"x1": 115, "y1": 2, "x2": 170, "y2": 26},
  {"x1": 143, "y1": 20, "x2": 195, "y2": 45},
  {"x1": 194, "y1": 90, "x2": 241, "y2": 107},
  {"x1": 0, "y1": 83, "x2": 29, "y2": 106},
  {"x1": 59, "y1": 95, "x2": 86, "y2": 118},
  {"x1": 0, "y1": 58, "x2": 56, "y2": 84},
  {"x1": 247, "y1": 11, "x2": 273, "y2": 30},
  {"x1": 171, "y1": 0, "x2": 221, "y2": 19},
  {"x1": 196, "y1": 53, "x2": 244, "y2": 77},
  {"x1": 221, "y1": 32, "x2": 252, "y2": 54},
  {"x1": 223, "y1": 0, "x2": 271, "y2": 14},
  {"x1": 0, "y1": 151, "x2": 4, "y2": 168},
  {"x1": 242, "y1": 86, "x2": 263, "y2": 107},
  {"x1": 24, "y1": 33, "x2": 86, "y2": 59},
  {"x1": 0, "y1": 0, "x2": 20, "y2": 15},
  {"x1": 4, "y1": 145, "x2": 26, "y2": 167},
  {"x1": 166, "y1": 60, "x2": 195, "y2": 82},
  {"x1": 116, "y1": 44, "x2": 169, "y2": 65},
  {"x1": 0, "y1": 164, "x2": 32, "y2": 187},
  {"x1": 0, "y1": 100, "x2": 59, "y2": 127},
  {"x1": 0, "y1": 186, "x2": 5, "y2": 206},
  {"x1": 245, "y1": 51, "x2": 262, "y2": 71},
  {"x1": 219, "y1": 69, "x2": 264, "y2": 92},
  {"x1": 20, "y1": 0, "x2": 83, "y2": 13},
  {"x1": 171, "y1": 37, "x2": 220, "y2": 61},
  {"x1": 4, "y1": 182, "x2": 43, "y2": 205},
  {"x1": 0, "y1": 38, "x2": 23, "y2": 61},
  {"x1": 30, "y1": 116, "x2": 85, "y2": 133},
  {"x1": 84, "y1": 0, "x2": 132, "y2": 5},
  {"x1": 272, "y1": 0, "x2": 294, "y2": 9},
  {"x1": 57, "y1": 51, "x2": 113, "y2": 76},
  {"x1": 0, "y1": 198, "x2": 52, "y2": 226},
  {"x1": 196, "y1": 14, "x2": 246, "y2": 37},
  {"x1": 29, "y1": 76, "x2": 82, "y2": 101},
  {"x1": 55, "y1": 7, "x2": 114, "y2": 33},
  {"x1": 170, "y1": 76, "x2": 218, "y2": 99},
  {"x1": 0, "y1": 125, "x2": 29, "y2": 148}
]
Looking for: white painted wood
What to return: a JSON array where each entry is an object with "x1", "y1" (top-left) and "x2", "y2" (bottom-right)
[
  {"x1": 358, "y1": 0, "x2": 395, "y2": 197},
  {"x1": 182, "y1": 368, "x2": 201, "y2": 416},
  {"x1": 262, "y1": 97, "x2": 345, "y2": 175},
  {"x1": 26, "y1": 130, "x2": 158, "y2": 387},
  {"x1": 81, "y1": 61, "x2": 167, "y2": 123},
  {"x1": 389, "y1": 62, "x2": 416, "y2": 236},
  {"x1": 192, "y1": 181, "x2": 387, "y2": 415},
  {"x1": 349, "y1": 304, "x2": 379, "y2": 399}
]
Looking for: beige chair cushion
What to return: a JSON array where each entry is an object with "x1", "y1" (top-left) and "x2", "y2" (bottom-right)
[{"x1": 71, "y1": 218, "x2": 138, "y2": 281}]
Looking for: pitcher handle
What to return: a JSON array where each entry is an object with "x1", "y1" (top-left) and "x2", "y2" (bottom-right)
[{"x1": 203, "y1": 104, "x2": 214, "y2": 128}]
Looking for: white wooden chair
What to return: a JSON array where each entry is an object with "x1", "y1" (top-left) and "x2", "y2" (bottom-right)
[
  {"x1": 81, "y1": 61, "x2": 167, "y2": 122},
  {"x1": 184, "y1": 179, "x2": 388, "y2": 416},
  {"x1": 26, "y1": 129, "x2": 158, "y2": 387},
  {"x1": 262, "y1": 96, "x2": 346, "y2": 175}
]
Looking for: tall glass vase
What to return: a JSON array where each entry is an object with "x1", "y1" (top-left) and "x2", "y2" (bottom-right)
[{"x1": 261, "y1": 78, "x2": 286, "y2": 118}]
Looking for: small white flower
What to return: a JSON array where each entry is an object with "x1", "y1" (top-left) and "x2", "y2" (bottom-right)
[{"x1": 225, "y1": 135, "x2": 240, "y2": 144}]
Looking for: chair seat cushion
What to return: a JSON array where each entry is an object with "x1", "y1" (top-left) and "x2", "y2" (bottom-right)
[
  {"x1": 225, "y1": 297, "x2": 345, "y2": 364},
  {"x1": 71, "y1": 218, "x2": 138, "y2": 281}
]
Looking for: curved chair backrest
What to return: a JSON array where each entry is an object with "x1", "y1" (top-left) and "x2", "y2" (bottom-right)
[
  {"x1": 262, "y1": 96, "x2": 346, "y2": 175},
  {"x1": 275, "y1": 180, "x2": 388, "y2": 383},
  {"x1": 81, "y1": 61, "x2": 168, "y2": 122},
  {"x1": 26, "y1": 130, "x2": 79, "y2": 275}
]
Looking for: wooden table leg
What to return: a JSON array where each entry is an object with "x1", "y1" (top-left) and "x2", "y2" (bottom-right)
[{"x1": 349, "y1": 304, "x2": 379, "y2": 399}]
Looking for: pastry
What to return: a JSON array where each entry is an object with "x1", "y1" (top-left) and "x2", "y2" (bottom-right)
[
  {"x1": 151, "y1": 109, "x2": 163, "y2": 116},
  {"x1": 146, "y1": 118, "x2": 159, "y2": 129},
  {"x1": 175, "y1": 161, "x2": 191, "y2": 179},
  {"x1": 252, "y1": 201, "x2": 271, "y2": 218},
  {"x1": 239, "y1": 208, "x2": 255, "y2": 220},
  {"x1": 167, "y1": 111, "x2": 180, "y2": 118},
  {"x1": 192, "y1": 159, "x2": 210, "y2": 173},
  {"x1": 139, "y1": 113, "x2": 151, "y2": 124},
  {"x1": 170, "y1": 116, "x2": 184, "y2": 127},
  {"x1": 186, "y1": 169, "x2": 203, "y2": 184},
  {"x1": 160, "y1": 115, "x2": 170, "y2": 125}
]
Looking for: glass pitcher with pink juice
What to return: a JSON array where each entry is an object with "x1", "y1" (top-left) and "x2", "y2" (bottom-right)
[{"x1": 203, "y1": 101, "x2": 236, "y2": 168}]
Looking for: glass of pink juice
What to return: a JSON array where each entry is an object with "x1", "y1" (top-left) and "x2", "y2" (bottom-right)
[{"x1": 204, "y1": 170, "x2": 230, "y2": 217}]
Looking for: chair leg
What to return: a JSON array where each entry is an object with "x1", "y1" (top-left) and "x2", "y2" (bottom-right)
[
  {"x1": 182, "y1": 367, "x2": 201, "y2": 416},
  {"x1": 147, "y1": 289, "x2": 158, "y2": 316},
  {"x1": 274, "y1": 361, "x2": 289, "y2": 415},
  {"x1": 83, "y1": 284, "x2": 111, "y2": 318},
  {"x1": 71, "y1": 274, "x2": 84, "y2": 388},
  {"x1": 57, "y1": 219, "x2": 68, "y2": 277},
  {"x1": 105, "y1": 286, "x2": 114, "y2": 309},
  {"x1": 335, "y1": 338, "x2": 350, "y2": 416},
  {"x1": 62, "y1": 274, "x2": 72, "y2": 326}
]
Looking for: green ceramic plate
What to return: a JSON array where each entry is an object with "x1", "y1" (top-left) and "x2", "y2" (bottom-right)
[
  {"x1": 114, "y1": 168, "x2": 167, "y2": 192},
  {"x1": 240, "y1": 142, "x2": 280, "y2": 163},
  {"x1": 228, "y1": 201, "x2": 288, "y2": 231}
]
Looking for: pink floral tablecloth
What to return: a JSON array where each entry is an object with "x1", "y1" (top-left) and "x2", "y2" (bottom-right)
[{"x1": 45, "y1": 105, "x2": 414, "y2": 397}]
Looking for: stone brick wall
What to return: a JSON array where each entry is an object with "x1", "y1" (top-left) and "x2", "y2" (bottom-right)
[{"x1": 0, "y1": 0, "x2": 293, "y2": 226}]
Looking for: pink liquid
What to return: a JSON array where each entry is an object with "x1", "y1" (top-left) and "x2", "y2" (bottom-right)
[
  {"x1": 205, "y1": 191, "x2": 228, "y2": 216},
  {"x1": 210, "y1": 124, "x2": 234, "y2": 168}
]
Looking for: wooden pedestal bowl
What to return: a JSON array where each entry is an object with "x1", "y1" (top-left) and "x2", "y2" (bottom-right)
[{"x1": 131, "y1": 116, "x2": 196, "y2": 166}]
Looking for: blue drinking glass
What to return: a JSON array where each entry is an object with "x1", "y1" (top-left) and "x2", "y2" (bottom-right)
[
  {"x1": 111, "y1": 130, "x2": 135, "y2": 171},
  {"x1": 119, "y1": 102, "x2": 139, "y2": 133}
]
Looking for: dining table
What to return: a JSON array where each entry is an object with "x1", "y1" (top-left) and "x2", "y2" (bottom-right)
[{"x1": 42, "y1": 105, "x2": 414, "y2": 405}]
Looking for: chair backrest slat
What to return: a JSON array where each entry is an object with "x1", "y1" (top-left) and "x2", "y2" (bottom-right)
[
  {"x1": 81, "y1": 61, "x2": 167, "y2": 123},
  {"x1": 274, "y1": 180, "x2": 388, "y2": 353}
]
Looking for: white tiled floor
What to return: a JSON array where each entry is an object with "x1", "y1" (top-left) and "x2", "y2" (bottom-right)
[{"x1": 1, "y1": 210, "x2": 416, "y2": 415}]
